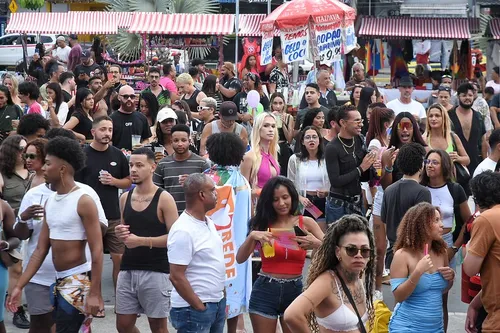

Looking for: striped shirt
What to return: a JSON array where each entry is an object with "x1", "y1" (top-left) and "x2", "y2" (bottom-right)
[{"x1": 153, "y1": 153, "x2": 211, "y2": 213}]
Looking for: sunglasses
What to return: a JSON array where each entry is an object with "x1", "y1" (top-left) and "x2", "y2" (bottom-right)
[
  {"x1": 197, "y1": 106, "x2": 210, "y2": 111},
  {"x1": 342, "y1": 246, "x2": 372, "y2": 259},
  {"x1": 397, "y1": 121, "x2": 412, "y2": 131},
  {"x1": 442, "y1": 75, "x2": 452, "y2": 79},
  {"x1": 438, "y1": 86, "x2": 451, "y2": 92},
  {"x1": 120, "y1": 94, "x2": 135, "y2": 100},
  {"x1": 23, "y1": 153, "x2": 37, "y2": 160}
]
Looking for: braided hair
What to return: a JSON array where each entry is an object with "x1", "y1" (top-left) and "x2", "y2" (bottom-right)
[{"x1": 305, "y1": 215, "x2": 376, "y2": 332}]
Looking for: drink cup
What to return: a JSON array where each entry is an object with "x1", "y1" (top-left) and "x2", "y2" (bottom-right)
[{"x1": 131, "y1": 135, "x2": 141, "y2": 147}]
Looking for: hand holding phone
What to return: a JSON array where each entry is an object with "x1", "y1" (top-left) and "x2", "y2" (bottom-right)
[{"x1": 294, "y1": 225, "x2": 308, "y2": 237}]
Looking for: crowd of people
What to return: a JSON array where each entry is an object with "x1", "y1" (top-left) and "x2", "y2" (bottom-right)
[{"x1": 0, "y1": 33, "x2": 497, "y2": 333}]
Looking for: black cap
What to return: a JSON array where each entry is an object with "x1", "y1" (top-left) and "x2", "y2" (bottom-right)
[
  {"x1": 81, "y1": 49, "x2": 91, "y2": 58},
  {"x1": 68, "y1": 34, "x2": 78, "y2": 40},
  {"x1": 219, "y1": 101, "x2": 239, "y2": 121},
  {"x1": 399, "y1": 76, "x2": 414, "y2": 87},
  {"x1": 191, "y1": 59, "x2": 206, "y2": 67}
]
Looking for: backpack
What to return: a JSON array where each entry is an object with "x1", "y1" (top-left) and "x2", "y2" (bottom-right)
[{"x1": 367, "y1": 300, "x2": 391, "y2": 333}]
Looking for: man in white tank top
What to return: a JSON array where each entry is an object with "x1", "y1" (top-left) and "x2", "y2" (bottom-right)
[{"x1": 8, "y1": 137, "x2": 104, "y2": 332}]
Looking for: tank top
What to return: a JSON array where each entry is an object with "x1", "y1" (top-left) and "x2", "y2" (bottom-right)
[
  {"x1": 45, "y1": 188, "x2": 88, "y2": 240},
  {"x1": 257, "y1": 151, "x2": 280, "y2": 188},
  {"x1": 211, "y1": 121, "x2": 243, "y2": 136},
  {"x1": 2, "y1": 172, "x2": 33, "y2": 215},
  {"x1": 120, "y1": 187, "x2": 169, "y2": 273},
  {"x1": 181, "y1": 90, "x2": 201, "y2": 113}
]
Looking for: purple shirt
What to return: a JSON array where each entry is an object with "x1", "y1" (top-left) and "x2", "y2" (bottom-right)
[{"x1": 67, "y1": 44, "x2": 82, "y2": 73}]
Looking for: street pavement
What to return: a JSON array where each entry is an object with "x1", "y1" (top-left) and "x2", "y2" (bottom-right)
[{"x1": 3, "y1": 255, "x2": 470, "y2": 332}]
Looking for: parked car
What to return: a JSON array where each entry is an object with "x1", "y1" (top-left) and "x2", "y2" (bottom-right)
[
  {"x1": 288, "y1": 59, "x2": 314, "y2": 75},
  {"x1": 0, "y1": 34, "x2": 57, "y2": 68}
]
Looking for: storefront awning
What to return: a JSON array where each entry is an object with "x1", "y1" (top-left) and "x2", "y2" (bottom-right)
[
  {"x1": 5, "y1": 11, "x2": 128, "y2": 35},
  {"x1": 238, "y1": 14, "x2": 279, "y2": 36},
  {"x1": 357, "y1": 16, "x2": 471, "y2": 40},
  {"x1": 488, "y1": 17, "x2": 500, "y2": 39},
  {"x1": 127, "y1": 13, "x2": 235, "y2": 35},
  {"x1": 399, "y1": 4, "x2": 467, "y2": 17}
]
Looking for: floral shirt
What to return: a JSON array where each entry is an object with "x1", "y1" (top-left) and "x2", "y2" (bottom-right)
[
  {"x1": 269, "y1": 67, "x2": 289, "y2": 90},
  {"x1": 472, "y1": 97, "x2": 493, "y2": 132}
]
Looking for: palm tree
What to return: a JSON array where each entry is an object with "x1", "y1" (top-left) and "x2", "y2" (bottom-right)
[{"x1": 100, "y1": 0, "x2": 220, "y2": 61}]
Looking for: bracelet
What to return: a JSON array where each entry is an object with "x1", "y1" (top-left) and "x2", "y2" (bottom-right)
[
  {"x1": 149, "y1": 237, "x2": 152, "y2": 250},
  {"x1": 356, "y1": 167, "x2": 362, "y2": 176},
  {"x1": 3, "y1": 242, "x2": 9, "y2": 251},
  {"x1": 16, "y1": 217, "x2": 27, "y2": 224},
  {"x1": 384, "y1": 166, "x2": 394, "y2": 173}
]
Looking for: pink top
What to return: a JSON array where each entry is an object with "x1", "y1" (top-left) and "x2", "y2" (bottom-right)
[
  {"x1": 160, "y1": 77, "x2": 178, "y2": 94},
  {"x1": 27, "y1": 102, "x2": 43, "y2": 115},
  {"x1": 256, "y1": 151, "x2": 280, "y2": 188}
]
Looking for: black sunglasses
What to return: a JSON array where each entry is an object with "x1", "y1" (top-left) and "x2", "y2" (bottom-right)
[
  {"x1": 23, "y1": 153, "x2": 37, "y2": 160},
  {"x1": 342, "y1": 246, "x2": 372, "y2": 258},
  {"x1": 438, "y1": 86, "x2": 451, "y2": 92},
  {"x1": 120, "y1": 94, "x2": 135, "y2": 100}
]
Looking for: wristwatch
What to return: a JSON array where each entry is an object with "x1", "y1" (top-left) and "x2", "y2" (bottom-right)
[{"x1": 451, "y1": 245, "x2": 459, "y2": 253}]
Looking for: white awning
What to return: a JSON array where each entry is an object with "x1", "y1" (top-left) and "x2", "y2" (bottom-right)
[{"x1": 400, "y1": 4, "x2": 468, "y2": 17}]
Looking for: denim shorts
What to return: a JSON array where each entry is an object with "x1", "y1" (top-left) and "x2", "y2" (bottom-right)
[
  {"x1": 170, "y1": 298, "x2": 226, "y2": 333},
  {"x1": 442, "y1": 232, "x2": 456, "y2": 271},
  {"x1": 325, "y1": 197, "x2": 363, "y2": 225},
  {"x1": 248, "y1": 275, "x2": 303, "y2": 319}
]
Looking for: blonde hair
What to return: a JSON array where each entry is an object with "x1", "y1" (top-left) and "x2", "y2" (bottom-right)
[
  {"x1": 249, "y1": 112, "x2": 280, "y2": 184},
  {"x1": 424, "y1": 103, "x2": 453, "y2": 147},
  {"x1": 2, "y1": 74, "x2": 19, "y2": 95},
  {"x1": 176, "y1": 73, "x2": 194, "y2": 85}
]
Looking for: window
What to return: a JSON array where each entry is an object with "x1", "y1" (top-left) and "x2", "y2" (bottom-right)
[
  {"x1": 0, "y1": 35, "x2": 19, "y2": 46},
  {"x1": 40, "y1": 36, "x2": 53, "y2": 44}
]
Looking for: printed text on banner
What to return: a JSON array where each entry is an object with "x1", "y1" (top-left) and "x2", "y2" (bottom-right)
[{"x1": 280, "y1": 25, "x2": 309, "y2": 64}]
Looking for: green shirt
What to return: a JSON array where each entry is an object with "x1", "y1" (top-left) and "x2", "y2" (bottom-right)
[{"x1": 142, "y1": 87, "x2": 171, "y2": 108}]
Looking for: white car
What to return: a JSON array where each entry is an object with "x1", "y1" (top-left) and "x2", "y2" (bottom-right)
[
  {"x1": 287, "y1": 60, "x2": 314, "y2": 75},
  {"x1": 0, "y1": 34, "x2": 57, "y2": 68}
]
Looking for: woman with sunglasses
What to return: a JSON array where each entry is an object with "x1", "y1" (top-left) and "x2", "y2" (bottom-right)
[
  {"x1": 63, "y1": 88, "x2": 94, "y2": 142},
  {"x1": 284, "y1": 215, "x2": 375, "y2": 333},
  {"x1": 271, "y1": 93, "x2": 294, "y2": 176},
  {"x1": 201, "y1": 74, "x2": 223, "y2": 114},
  {"x1": 380, "y1": 112, "x2": 427, "y2": 189},
  {"x1": 288, "y1": 126, "x2": 330, "y2": 233},
  {"x1": 23, "y1": 138, "x2": 48, "y2": 190},
  {"x1": 421, "y1": 149, "x2": 470, "y2": 331},
  {"x1": 240, "y1": 55, "x2": 260, "y2": 79},
  {"x1": 437, "y1": 85, "x2": 454, "y2": 111},
  {"x1": 46, "y1": 82, "x2": 69, "y2": 127},
  {"x1": 236, "y1": 176, "x2": 323, "y2": 333},
  {"x1": 389, "y1": 202, "x2": 454, "y2": 333},
  {"x1": 424, "y1": 103, "x2": 470, "y2": 168}
]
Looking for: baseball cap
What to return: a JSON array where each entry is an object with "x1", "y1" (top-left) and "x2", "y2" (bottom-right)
[
  {"x1": 222, "y1": 62, "x2": 235, "y2": 75},
  {"x1": 81, "y1": 49, "x2": 91, "y2": 59},
  {"x1": 68, "y1": 34, "x2": 78, "y2": 40},
  {"x1": 157, "y1": 108, "x2": 178, "y2": 123},
  {"x1": 56, "y1": 35, "x2": 65, "y2": 42},
  {"x1": 399, "y1": 76, "x2": 414, "y2": 87},
  {"x1": 219, "y1": 101, "x2": 239, "y2": 121}
]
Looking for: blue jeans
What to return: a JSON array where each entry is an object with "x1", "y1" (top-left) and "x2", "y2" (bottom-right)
[
  {"x1": 170, "y1": 298, "x2": 226, "y2": 333},
  {"x1": 325, "y1": 197, "x2": 363, "y2": 225}
]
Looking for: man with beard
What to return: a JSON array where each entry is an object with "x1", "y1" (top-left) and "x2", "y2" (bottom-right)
[
  {"x1": 40, "y1": 60, "x2": 64, "y2": 101},
  {"x1": 345, "y1": 63, "x2": 376, "y2": 91},
  {"x1": 142, "y1": 67, "x2": 171, "y2": 108},
  {"x1": 294, "y1": 83, "x2": 331, "y2": 135},
  {"x1": 219, "y1": 62, "x2": 242, "y2": 101},
  {"x1": 154, "y1": 124, "x2": 210, "y2": 214},
  {"x1": 199, "y1": 101, "x2": 248, "y2": 156},
  {"x1": 88, "y1": 76, "x2": 108, "y2": 118},
  {"x1": 448, "y1": 83, "x2": 486, "y2": 175},
  {"x1": 299, "y1": 70, "x2": 337, "y2": 109},
  {"x1": 114, "y1": 148, "x2": 178, "y2": 333},
  {"x1": 94, "y1": 64, "x2": 124, "y2": 112},
  {"x1": 386, "y1": 76, "x2": 427, "y2": 130},
  {"x1": 8, "y1": 137, "x2": 104, "y2": 332},
  {"x1": 74, "y1": 50, "x2": 100, "y2": 90},
  {"x1": 110, "y1": 85, "x2": 151, "y2": 151},
  {"x1": 325, "y1": 104, "x2": 375, "y2": 224},
  {"x1": 77, "y1": 116, "x2": 131, "y2": 291}
]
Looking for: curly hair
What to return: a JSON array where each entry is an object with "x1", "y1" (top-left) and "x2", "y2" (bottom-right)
[
  {"x1": 25, "y1": 138, "x2": 48, "y2": 167},
  {"x1": 394, "y1": 202, "x2": 447, "y2": 255},
  {"x1": 0, "y1": 135, "x2": 26, "y2": 177},
  {"x1": 206, "y1": 133, "x2": 245, "y2": 167},
  {"x1": 17, "y1": 114, "x2": 50, "y2": 138},
  {"x1": 250, "y1": 176, "x2": 299, "y2": 231},
  {"x1": 44, "y1": 128, "x2": 77, "y2": 141},
  {"x1": 46, "y1": 137, "x2": 86, "y2": 173},
  {"x1": 305, "y1": 214, "x2": 375, "y2": 332},
  {"x1": 396, "y1": 142, "x2": 426, "y2": 176},
  {"x1": 470, "y1": 171, "x2": 500, "y2": 209}
]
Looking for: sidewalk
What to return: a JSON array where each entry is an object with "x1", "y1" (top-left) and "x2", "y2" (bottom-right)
[{"x1": 4, "y1": 307, "x2": 468, "y2": 332}]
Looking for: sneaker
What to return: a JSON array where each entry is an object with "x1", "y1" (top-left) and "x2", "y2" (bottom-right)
[
  {"x1": 13, "y1": 306, "x2": 30, "y2": 329},
  {"x1": 373, "y1": 290, "x2": 383, "y2": 302}
]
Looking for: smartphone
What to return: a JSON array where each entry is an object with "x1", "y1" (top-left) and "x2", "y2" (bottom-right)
[
  {"x1": 107, "y1": 72, "x2": 114, "y2": 81},
  {"x1": 294, "y1": 225, "x2": 308, "y2": 237}
]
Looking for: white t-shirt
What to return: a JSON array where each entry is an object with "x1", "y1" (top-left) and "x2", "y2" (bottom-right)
[
  {"x1": 57, "y1": 102, "x2": 69, "y2": 125},
  {"x1": 473, "y1": 157, "x2": 497, "y2": 178},
  {"x1": 485, "y1": 80, "x2": 500, "y2": 95},
  {"x1": 386, "y1": 98, "x2": 427, "y2": 120},
  {"x1": 427, "y1": 185, "x2": 454, "y2": 229},
  {"x1": 17, "y1": 182, "x2": 108, "y2": 286},
  {"x1": 168, "y1": 212, "x2": 225, "y2": 308},
  {"x1": 55, "y1": 46, "x2": 71, "y2": 63}
]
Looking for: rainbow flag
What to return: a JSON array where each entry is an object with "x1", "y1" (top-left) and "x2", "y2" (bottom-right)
[{"x1": 205, "y1": 166, "x2": 252, "y2": 319}]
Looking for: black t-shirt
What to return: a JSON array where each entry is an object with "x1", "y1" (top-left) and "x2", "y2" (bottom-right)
[
  {"x1": 220, "y1": 77, "x2": 242, "y2": 101},
  {"x1": 295, "y1": 105, "x2": 331, "y2": 131},
  {"x1": 111, "y1": 110, "x2": 152, "y2": 150},
  {"x1": 62, "y1": 90, "x2": 75, "y2": 123},
  {"x1": 71, "y1": 111, "x2": 93, "y2": 140},
  {"x1": 0, "y1": 104, "x2": 23, "y2": 133},
  {"x1": 74, "y1": 63, "x2": 101, "y2": 89},
  {"x1": 299, "y1": 90, "x2": 338, "y2": 110},
  {"x1": 76, "y1": 145, "x2": 130, "y2": 219},
  {"x1": 381, "y1": 179, "x2": 432, "y2": 245}
]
